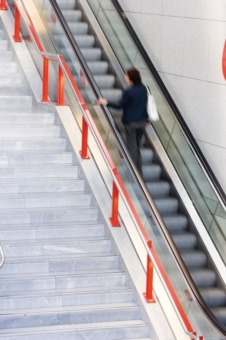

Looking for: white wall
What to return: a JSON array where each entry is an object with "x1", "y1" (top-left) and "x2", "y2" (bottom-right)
[{"x1": 118, "y1": 0, "x2": 226, "y2": 193}]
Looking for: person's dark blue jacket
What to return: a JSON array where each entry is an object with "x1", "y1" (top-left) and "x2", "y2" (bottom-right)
[{"x1": 107, "y1": 83, "x2": 148, "y2": 125}]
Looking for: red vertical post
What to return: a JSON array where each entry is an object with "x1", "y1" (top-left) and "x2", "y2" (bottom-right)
[
  {"x1": 57, "y1": 65, "x2": 64, "y2": 106},
  {"x1": 143, "y1": 240, "x2": 155, "y2": 303},
  {"x1": 13, "y1": 6, "x2": 22, "y2": 42},
  {"x1": 42, "y1": 57, "x2": 49, "y2": 102},
  {"x1": 0, "y1": 0, "x2": 8, "y2": 10},
  {"x1": 199, "y1": 336, "x2": 204, "y2": 340},
  {"x1": 79, "y1": 117, "x2": 90, "y2": 159},
  {"x1": 109, "y1": 182, "x2": 120, "y2": 227}
]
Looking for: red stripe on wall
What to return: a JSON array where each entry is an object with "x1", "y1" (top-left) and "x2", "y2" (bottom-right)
[{"x1": 222, "y1": 40, "x2": 226, "y2": 80}]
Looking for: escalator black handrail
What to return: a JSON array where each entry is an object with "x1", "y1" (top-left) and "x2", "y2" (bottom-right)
[
  {"x1": 49, "y1": 0, "x2": 226, "y2": 335},
  {"x1": 111, "y1": 0, "x2": 226, "y2": 210}
]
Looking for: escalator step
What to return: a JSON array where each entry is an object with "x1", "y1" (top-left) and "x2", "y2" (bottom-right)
[
  {"x1": 81, "y1": 48, "x2": 102, "y2": 61},
  {"x1": 66, "y1": 59, "x2": 108, "y2": 75},
  {"x1": 181, "y1": 250, "x2": 207, "y2": 269},
  {"x1": 55, "y1": 35, "x2": 95, "y2": 49},
  {"x1": 87, "y1": 62, "x2": 109, "y2": 75},
  {"x1": 200, "y1": 288, "x2": 226, "y2": 308},
  {"x1": 172, "y1": 232, "x2": 197, "y2": 250},
  {"x1": 211, "y1": 308, "x2": 226, "y2": 325},
  {"x1": 100, "y1": 89, "x2": 123, "y2": 102},
  {"x1": 190, "y1": 269, "x2": 217, "y2": 288},
  {"x1": 146, "y1": 181, "x2": 170, "y2": 198},
  {"x1": 73, "y1": 75, "x2": 115, "y2": 89},
  {"x1": 141, "y1": 148, "x2": 154, "y2": 164},
  {"x1": 154, "y1": 198, "x2": 179, "y2": 215},
  {"x1": 74, "y1": 35, "x2": 95, "y2": 48},
  {"x1": 54, "y1": 22, "x2": 89, "y2": 35},
  {"x1": 60, "y1": 43, "x2": 103, "y2": 63},
  {"x1": 142, "y1": 164, "x2": 161, "y2": 181},
  {"x1": 56, "y1": 0, "x2": 76, "y2": 10},
  {"x1": 62, "y1": 9, "x2": 82, "y2": 21},
  {"x1": 163, "y1": 215, "x2": 188, "y2": 232}
]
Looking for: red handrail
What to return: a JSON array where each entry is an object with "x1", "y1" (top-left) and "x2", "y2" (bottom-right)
[
  {"x1": 7, "y1": 1, "x2": 200, "y2": 338},
  {"x1": 15, "y1": 0, "x2": 44, "y2": 52}
]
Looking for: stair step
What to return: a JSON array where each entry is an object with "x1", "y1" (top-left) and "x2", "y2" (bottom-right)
[
  {"x1": 0, "y1": 152, "x2": 73, "y2": 165},
  {"x1": 0, "y1": 165, "x2": 79, "y2": 179},
  {"x1": 0, "y1": 304, "x2": 140, "y2": 329},
  {"x1": 0, "y1": 85, "x2": 28, "y2": 95},
  {"x1": 0, "y1": 73, "x2": 23, "y2": 85},
  {"x1": 0, "y1": 302, "x2": 137, "y2": 314},
  {"x1": 0, "y1": 224, "x2": 105, "y2": 240},
  {"x1": 0, "y1": 320, "x2": 149, "y2": 339},
  {"x1": 2, "y1": 239, "x2": 112, "y2": 257},
  {"x1": 0, "y1": 192, "x2": 92, "y2": 208},
  {"x1": 0, "y1": 287, "x2": 133, "y2": 310},
  {"x1": 0, "y1": 96, "x2": 32, "y2": 108},
  {"x1": 1, "y1": 138, "x2": 66, "y2": 151},
  {"x1": 0, "y1": 254, "x2": 119, "y2": 275},
  {"x1": 0, "y1": 62, "x2": 17, "y2": 73},
  {"x1": 0, "y1": 113, "x2": 55, "y2": 124},
  {"x1": 0, "y1": 50, "x2": 13, "y2": 61},
  {"x1": 0, "y1": 206, "x2": 98, "y2": 226},
  {"x1": 0, "y1": 125, "x2": 61, "y2": 137},
  {"x1": 0, "y1": 178, "x2": 85, "y2": 194},
  {"x1": 0, "y1": 40, "x2": 8, "y2": 50},
  {"x1": 0, "y1": 270, "x2": 126, "y2": 292}
]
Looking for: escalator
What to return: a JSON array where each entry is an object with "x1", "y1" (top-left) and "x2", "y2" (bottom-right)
[{"x1": 33, "y1": 0, "x2": 226, "y2": 335}]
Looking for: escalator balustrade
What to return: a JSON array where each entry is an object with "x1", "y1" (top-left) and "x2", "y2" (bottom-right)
[{"x1": 52, "y1": 0, "x2": 226, "y2": 326}]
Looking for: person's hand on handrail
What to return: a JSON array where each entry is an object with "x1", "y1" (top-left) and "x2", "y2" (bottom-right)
[{"x1": 98, "y1": 97, "x2": 108, "y2": 106}]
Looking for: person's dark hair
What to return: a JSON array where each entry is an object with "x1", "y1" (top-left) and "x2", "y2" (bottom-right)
[{"x1": 126, "y1": 68, "x2": 142, "y2": 85}]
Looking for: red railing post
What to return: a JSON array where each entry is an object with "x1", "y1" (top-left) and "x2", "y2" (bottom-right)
[
  {"x1": 42, "y1": 56, "x2": 49, "y2": 102},
  {"x1": 143, "y1": 240, "x2": 155, "y2": 303},
  {"x1": 0, "y1": 0, "x2": 8, "y2": 10},
  {"x1": 57, "y1": 65, "x2": 64, "y2": 106},
  {"x1": 109, "y1": 181, "x2": 120, "y2": 227},
  {"x1": 79, "y1": 117, "x2": 90, "y2": 159},
  {"x1": 13, "y1": 6, "x2": 22, "y2": 42},
  {"x1": 199, "y1": 336, "x2": 204, "y2": 340}
]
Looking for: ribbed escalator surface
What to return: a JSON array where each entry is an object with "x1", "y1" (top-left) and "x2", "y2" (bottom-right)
[{"x1": 53, "y1": 0, "x2": 226, "y2": 326}]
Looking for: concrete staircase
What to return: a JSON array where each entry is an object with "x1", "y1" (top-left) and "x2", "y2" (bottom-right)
[{"x1": 0, "y1": 20, "x2": 152, "y2": 340}]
